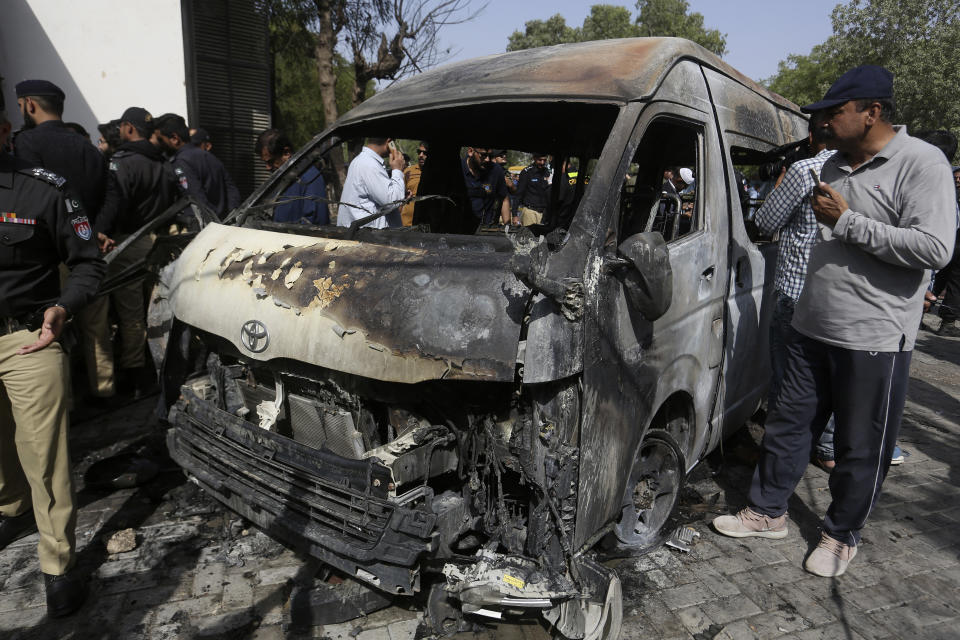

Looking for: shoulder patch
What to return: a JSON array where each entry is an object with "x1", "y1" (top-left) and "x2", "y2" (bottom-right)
[
  {"x1": 64, "y1": 197, "x2": 83, "y2": 213},
  {"x1": 71, "y1": 215, "x2": 92, "y2": 240},
  {"x1": 24, "y1": 167, "x2": 67, "y2": 188}
]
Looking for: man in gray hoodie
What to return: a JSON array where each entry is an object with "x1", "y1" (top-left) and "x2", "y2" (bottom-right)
[{"x1": 713, "y1": 66, "x2": 956, "y2": 578}]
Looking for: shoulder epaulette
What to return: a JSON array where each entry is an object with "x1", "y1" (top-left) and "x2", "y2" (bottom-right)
[{"x1": 20, "y1": 166, "x2": 67, "y2": 189}]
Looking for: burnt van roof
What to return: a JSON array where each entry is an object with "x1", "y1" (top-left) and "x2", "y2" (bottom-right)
[{"x1": 339, "y1": 37, "x2": 801, "y2": 124}]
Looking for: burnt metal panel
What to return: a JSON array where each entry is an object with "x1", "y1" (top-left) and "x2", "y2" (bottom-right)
[
  {"x1": 168, "y1": 224, "x2": 531, "y2": 383},
  {"x1": 573, "y1": 103, "x2": 729, "y2": 549},
  {"x1": 338, "y1": 38, "x2": 798, "y2": 126},
  {"x1": 702, "y1": 67, "x2": 802, "y2": 149}
]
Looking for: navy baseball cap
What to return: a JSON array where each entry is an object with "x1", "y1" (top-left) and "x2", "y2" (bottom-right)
[
  {"x1": 15, "y1": 79, "x2": 65, "y2": 101},
  {"x1": 801, "y1": 65, "x2": 893, "y2": 113},
  {"x1": 120, "y1": 106, "x2": 155, "y2": 133}
]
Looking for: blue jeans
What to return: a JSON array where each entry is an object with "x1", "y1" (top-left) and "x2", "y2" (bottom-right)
[{"x1": 768, "y1": 292, "x2": 835, "y2": 460}]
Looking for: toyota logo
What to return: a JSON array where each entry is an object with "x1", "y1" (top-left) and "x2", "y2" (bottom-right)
[{"x1": 240, "y1": 320, "x2": 269, "y2": 353}]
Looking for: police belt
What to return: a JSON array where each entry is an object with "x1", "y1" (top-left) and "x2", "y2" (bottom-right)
[
  {"x1": 0, "y1": 315, "x2": 38, "y2": 337},
  {"x1": 520, "y1": 204, "x2": 546, "y2": 213}
]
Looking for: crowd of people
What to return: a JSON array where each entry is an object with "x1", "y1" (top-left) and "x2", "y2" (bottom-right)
[
  {"x1": 0, "y1": 59, "x2": 958, "y2": 622},
  {"x1": 713, "y1": 65, "x2": 958, "y2": 579},
  {"x1": 0, "y1": 77, "x2": 243, "y2": 617}
]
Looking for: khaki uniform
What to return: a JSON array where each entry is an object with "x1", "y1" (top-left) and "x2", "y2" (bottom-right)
[
  {"x1": 0, "y1": 331, "x2": 75, "y2": 573},
  {"x1": 107, "y1": 233, "x2": 154, "y2": 370}
]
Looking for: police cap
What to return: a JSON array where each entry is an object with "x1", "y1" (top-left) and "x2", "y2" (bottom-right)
[
  {"x1": 15, "y1": 79, "x2": 65, "y2": 101},
  {"x1": 120, "y1": 106, "x2": 155, "y2": 133}
]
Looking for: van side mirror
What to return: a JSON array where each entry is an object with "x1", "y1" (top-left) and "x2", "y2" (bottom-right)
[{"x1": 617, "y1": 232, "x2": 672, "y2": 321}]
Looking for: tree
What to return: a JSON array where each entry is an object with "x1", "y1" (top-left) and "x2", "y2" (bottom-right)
[
  {"x1": 635, "y1": 0, "x2": 727, "y2": 56},
  {"x1": 767, "y1": 0, "x2": 960, "y2": 146},
  {"x1": 507, "y1": 14, "x2": 582, "y2": 51},
  {"x1": 507, "y1": 2, "x2": 726, "y2": 55},
  {"x1": 265, "y1": 1, "x2": 355, "y2": 146},
  {"x1": 583, "y1": 5, "x2": 640, "y2": 42},
  {"x1": 264, "y1": 0, "x2": 478, "y2": 132}
]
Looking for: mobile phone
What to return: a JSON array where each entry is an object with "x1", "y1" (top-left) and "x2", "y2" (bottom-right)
[
  {"x1": 388, "y1": 140, "x2": 397, "y2": 152},
  {"x1": 808, "y1": 168, "x2": 821, "y2": 185}
]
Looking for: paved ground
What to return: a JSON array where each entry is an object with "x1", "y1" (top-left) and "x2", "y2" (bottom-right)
[{"x1": 2, "y1": 321, "x2": 958, "y2": 639}]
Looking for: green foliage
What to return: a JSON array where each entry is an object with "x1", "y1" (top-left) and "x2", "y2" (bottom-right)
[
  {"x1": 507, "y1": 14, "x2": 581, "y2": 51},
  {"x1": 582, "y1": 5, "x2": 641, "y2": 42},
  {"x1": 507, "y1": 2, "x2": 726, "y2": 55},
  {"x1": 766, "y1": 0, "x2": 960, "y2": 149},
  {"x1": 268, "y1": 11, "x2": 356, "y2": 147},
  {"x1": 635, "y1": 0, "x2": 727, "y2": 56}
]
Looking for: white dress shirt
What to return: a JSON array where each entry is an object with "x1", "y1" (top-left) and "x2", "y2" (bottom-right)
[{"x1": 337, "y1": 146, "x2": 405, "y2": 228}]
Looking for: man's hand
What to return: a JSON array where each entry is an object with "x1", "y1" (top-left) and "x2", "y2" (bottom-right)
[
  {"x1": 810, "y1": 182, "x2": 849, "y2": 227},
  {"x1": 98, "y1": 232, "x2": 116, "y2": 254},
  {"x1": 924, "y1": 290, "x2": 939, "y2": 312},
  {"x1": 388, "y1": 146, "x2": 404, "y2": 172},
  {"x1": 17, "y1": 305, "x2": 67, "y2": 355}
]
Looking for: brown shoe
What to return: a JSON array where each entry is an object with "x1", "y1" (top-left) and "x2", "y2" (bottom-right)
[
  {"x1": 712, "y1": 507, "x2": 788, "y2": 539},
  {"x1": 804, "y1": 533, "x2": 857, "y2": 577}
]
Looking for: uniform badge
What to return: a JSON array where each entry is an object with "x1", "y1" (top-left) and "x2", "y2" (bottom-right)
[
  {"x1": 29, "y1": 167, "x2": 67, "y2": 188},
  {"x1": 64, "y1": 198, "x2": 81, "y2": 213},
  {"x1": 109, "y1": 161, "x2": 119, "y2": 171},
  {"x1": 174, "y1": 167, "x2": 189, "y2": 190},
  {"x1": 72, "y1": 215, "x2": 92, "y2": 240},
  {"x1": 1, "y1": 212, "x2": 37, "y2": 225}
]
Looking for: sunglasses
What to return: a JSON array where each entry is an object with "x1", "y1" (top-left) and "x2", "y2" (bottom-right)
[
  {"x1": 475, "y1": 151, "x2": 495, "y2": 159},
  {"x1": 417, "y1": 149, "x2": 428, "y2": 155}
]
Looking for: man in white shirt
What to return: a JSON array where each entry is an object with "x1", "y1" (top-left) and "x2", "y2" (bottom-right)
[{"x1": 337, "y1": 137, "x2": 405, "y2": 228}]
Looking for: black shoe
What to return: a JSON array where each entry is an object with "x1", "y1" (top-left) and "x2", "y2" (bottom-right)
[
  {"x1": 43, "y1": 571, "x2": 87, "y2": 617},
  {"x1": 0, "y1": 510, "x2": 36, "y2": 550}
]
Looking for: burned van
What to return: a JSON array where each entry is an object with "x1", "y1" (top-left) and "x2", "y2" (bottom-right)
[{"x1": 156, "y1": 38, "x2": 806, "y2": 638}]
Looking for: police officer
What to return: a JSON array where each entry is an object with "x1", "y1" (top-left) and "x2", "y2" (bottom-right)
[
  {"x1": 98, "y1": 107, "x2": 177, "y2": 395},
  {"x1": 0, "y1": 88, "x2": 105, "y2": 616},
  {"x1": 515, "y1": 153, "x2": 552, "y2": 226},
  {"x1": 14, "y1": 80, "x2": 108, "y2": 221},
  {"x1": 154, "y1": 113, "x2": 240, "y2": 218},
  {"x1": 13, "y1": 79, "x2": 116, "y2": 403}
]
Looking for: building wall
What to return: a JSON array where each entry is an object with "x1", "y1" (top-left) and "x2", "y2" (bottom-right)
[{"x1": 0, "y1": 0, "x2": 188, "y2": 139}]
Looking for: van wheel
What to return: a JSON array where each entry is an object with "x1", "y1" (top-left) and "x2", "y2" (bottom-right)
[{"x1": 607, "y1": 430, "x2": 685, "y2": 554}]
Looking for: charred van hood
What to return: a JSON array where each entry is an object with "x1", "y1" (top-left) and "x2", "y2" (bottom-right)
[{"x1": 167, "y1": 224, "x2": 531, "y2": 383}]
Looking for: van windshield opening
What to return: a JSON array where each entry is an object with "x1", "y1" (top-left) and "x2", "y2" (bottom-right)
[{"x1": 246, "y1": 102, "x2": 619, "y2": 237}]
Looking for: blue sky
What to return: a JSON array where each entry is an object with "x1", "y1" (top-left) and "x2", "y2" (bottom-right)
[{"x1": 438, "y1": 0, "x2": 841, "y2": 83}]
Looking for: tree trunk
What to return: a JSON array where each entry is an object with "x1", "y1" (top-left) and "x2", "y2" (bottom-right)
[{"x1": 314, "y1": 1, "x2": 339, "y2": 129}]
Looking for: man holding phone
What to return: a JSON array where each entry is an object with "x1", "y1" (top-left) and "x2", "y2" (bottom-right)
[
  {"x1": 337, "y1": 137, "x2": 405, "y2": 229},
  {"x1": 714, "y1": 66, "x2": 956, "y2": 578}
]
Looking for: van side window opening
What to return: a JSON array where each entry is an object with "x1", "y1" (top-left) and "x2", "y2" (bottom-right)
[
  {"x1": 730, "y1": 145, "x2": 783, "y2": 243},
  {"x1": 619, "y1": 119, "x2": 703, "y2": 243}
]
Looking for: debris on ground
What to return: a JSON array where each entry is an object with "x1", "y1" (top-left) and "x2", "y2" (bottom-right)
[{"x1": 106, "y1": 528, "x2": 137, "y2": 554}]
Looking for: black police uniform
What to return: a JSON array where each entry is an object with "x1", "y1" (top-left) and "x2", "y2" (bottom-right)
[
  {"x1": 0, "y1": 153, "x2": 104, "y2": 610},
  {"x1": 97, "y1": 139, "x2": 178, "y2": 236},
  {"x1": 171, "y1": 143, "x2": 241, "y2": 217},
  {"x1": 0, "y1": 154, "x2": 104, "y2": 319},
  {"x1": 516, "y1": 164, "x2": 551, "y2": 212},
  {"x1": 96, "y1": 139, "x2": 177, "y2": 374},
  {"x1": 14, "y1": 120, "x2": 108, "y2": 220},
  {"x1": 461, "y1": 158, "x2": 508, "y2": 225}
]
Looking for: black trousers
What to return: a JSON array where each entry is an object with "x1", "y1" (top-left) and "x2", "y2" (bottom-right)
[{"x1": 749, "y1": 335, "x2": 911, "y2": 545}]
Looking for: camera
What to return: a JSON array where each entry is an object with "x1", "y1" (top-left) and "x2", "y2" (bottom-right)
[{"x1": 758, "y1": 139, "x2": 812, "y2": 182}]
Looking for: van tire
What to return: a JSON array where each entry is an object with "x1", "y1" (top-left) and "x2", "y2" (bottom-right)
[{"x1": 603, "y1": 430, "x2": 685, "y2": 556}]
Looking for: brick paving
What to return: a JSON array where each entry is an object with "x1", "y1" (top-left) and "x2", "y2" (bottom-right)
[{"x1": 1, "y1": 325, "x2": 958, "y2": 639}]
